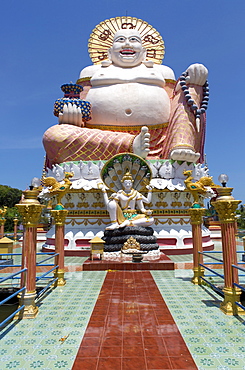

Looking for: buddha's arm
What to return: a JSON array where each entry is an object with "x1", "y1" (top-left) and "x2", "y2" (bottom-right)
[
  {"x1": 163, "y1": 64, "x2": 208, "y2": 163},
  {"x1": 136, "y1": 198, "x2": 152, "y2": 216},
  {"x1": 157, "y1": 64, "x2": 176, "y2": 99},
  {"x1": 136, "y1": 198, "x2": 147, "y2": 213},
  {"x1": 98, "y1": 183, "x2": 110, "y2": 205},
  {"x1": 139, "y1": 187, "x2": 153, "y2": 204},
  {"x1": 57, "y1": 66, "x2": 99, "y2": 126},
  {"x1": 76, "y1": 64, "x2": 101, "y2": 99}
]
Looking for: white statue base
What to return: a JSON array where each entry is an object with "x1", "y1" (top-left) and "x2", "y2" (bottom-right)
[{"x1": 41, "y1": 159, "x2": 214, "y2": 255}]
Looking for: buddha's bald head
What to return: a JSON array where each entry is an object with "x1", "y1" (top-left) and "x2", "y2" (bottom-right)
[{"x1": 108, "y1": 29, "x2": 146, "y2": 67}]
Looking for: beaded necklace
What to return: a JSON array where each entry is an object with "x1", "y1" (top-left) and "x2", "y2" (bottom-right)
[{"x1": 179, "y1": 72, "x2": 209, "y2": 132}]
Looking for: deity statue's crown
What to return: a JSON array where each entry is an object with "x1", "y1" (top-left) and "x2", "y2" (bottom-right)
[
  {"x1": 122, "y1": 170, "x2": 133, "y2": 182},
  {"x1": 88, "y1": 16, "x2": 165, "y2": 65}
]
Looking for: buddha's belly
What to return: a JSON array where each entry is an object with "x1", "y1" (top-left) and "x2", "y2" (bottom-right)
[{"x1": 86, "y1": 83, "x2": 170, "y2": 127}]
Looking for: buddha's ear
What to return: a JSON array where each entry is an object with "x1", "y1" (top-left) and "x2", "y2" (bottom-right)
[
  {"x1": 101, "y1": 49, "x2": 112, "y2": 67},
  {"x1": 108, "y1": 48, "x2": 112, "y2": 61},
  {"x1": 101, "y1": 59, "x2": 112, "y2": 67},
  {"x1": 142, "y1": 48, "x2": 147, "y2": 61},
  {"x1": 143, "y1": 60, "x2": 154, "y2": 68}
]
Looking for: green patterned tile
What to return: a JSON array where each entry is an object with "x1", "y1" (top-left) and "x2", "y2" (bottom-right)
[
  {"x1": 218, "y1": 355, "x2": 245, "y2": 368},
  {"x1": 214, "y1": 345, "x2": 237, "y2": 356},
  {"x1": 152, "y1": 263, "x2": 245, "y2": 370},
  {"x1": 23, "y1": 359, "x2": 49, "y2": 369},
  {"x1": 233, "y1": 351, "x2": 245, "y2": 359},
  {"x1": 2, "y1": 359, "x2": 23, "y2": 369},
  {"x1": 226, "y1": 335, "x2": 244, "y2": 344},
  {"x1": 4, "y1": 244, "x2": 245, "y2": 370},
  {"x1": 0, "y1": 270, "x2": 105, "y2": 370},
  {"x1": 192, "y1": 356, "x2": 222, "y2": 369},
  {"x1": 198, "y1": 327, "x2": 218, "y2": 335},
  {"x1": 47, "y1": 358, "x2": 72, "y2": 369},
  {"x1": 203, "y1": 337, "x2": 227, "y2": 347},
  {"x1": 185, "y1": 335, "x2": 207, "y2": 344},
  {"x1": 188, "y1": 339, "x2": 213, "y2": 353}
]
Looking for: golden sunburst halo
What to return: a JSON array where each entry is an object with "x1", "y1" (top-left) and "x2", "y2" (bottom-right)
[{"x1": 88, "y1": 16, "x2": 165, "y2": 65}]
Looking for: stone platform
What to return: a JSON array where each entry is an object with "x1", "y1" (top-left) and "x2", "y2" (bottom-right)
[{"x1": 83, "y1": 253, "x2": 174, "y2": 271}]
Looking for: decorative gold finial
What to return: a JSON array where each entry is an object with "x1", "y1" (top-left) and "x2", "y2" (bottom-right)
[
  {"x1": 41, "y1": 172, "x2": 73, "y2": 210},
  {"x1": 0, "y1": 206, "x2": 7, "y2": 219},
  {"x1": 183, "y1": 170, "x2": 216, "y2": 208}
]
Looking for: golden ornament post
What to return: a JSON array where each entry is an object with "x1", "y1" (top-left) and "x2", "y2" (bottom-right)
[
  {"x1": 51, "y1": 209, "x2": 68, "y2": 286},
  {"x1": 13, "y1": 217, "x2": 18, "y2": 242},
  {"x1": 41, "y1": 171, "x2": 72, "y2": 286},
  {"x1": 0, "y1": 218, "x2": 5, "y2": 239},
  {"x1": 189, "y1": 207, "x2": 206, "y2": 285},
  {"x1": 242, "y1": 236, "x2": 245, "y2": 251},
  {"x1": 213, "y1": 187, "x2": 244, "y2": 315},
  {"x1": 0, "y1": 206, "x2": 7, "y2": 239},
  {"x1": 15, "y1": 189, "x2": 44, "y2": 319}
]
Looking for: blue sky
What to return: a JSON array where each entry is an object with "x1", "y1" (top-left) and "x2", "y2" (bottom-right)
[{"x1": 1, "y1": 1, "x2": 245, "y2": 202}]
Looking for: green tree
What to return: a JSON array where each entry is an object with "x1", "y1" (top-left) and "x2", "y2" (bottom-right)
[
  {"x1": 0, "y1": 185, "x2": 22, "y2": 232},
  {"x1": 236, "y1": 204, "x2": 245, "y2": 229},
  {"x1": 0, "y1": 185, "x2": 22, "y2": 208}
]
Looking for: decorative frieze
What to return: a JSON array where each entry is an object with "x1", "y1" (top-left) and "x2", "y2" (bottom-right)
[
  {"x1": 155, "y1": 201, "x2": 168, "y2": 208},
  {"x1": 64, "y1": 202, "x2": 75, "y2": 209},
  {"x1": 171, "y1": 201, "x2": 182, "y2": 208},
  {"x1": 77, "y1": 202, "x2": 89, "y2": 208}
]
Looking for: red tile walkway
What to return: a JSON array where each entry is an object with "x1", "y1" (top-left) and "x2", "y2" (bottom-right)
[{"x1": 72, "y1": 271, "x2": 197, "y2": 370}]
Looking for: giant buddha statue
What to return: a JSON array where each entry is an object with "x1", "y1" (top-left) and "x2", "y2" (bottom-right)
[{"x1": 43, "y1": 17, "x2": 208, "y2": 168}]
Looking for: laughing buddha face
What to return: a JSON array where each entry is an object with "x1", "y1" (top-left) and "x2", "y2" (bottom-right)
[{"x1": 108, "y1": 29, "x2": 146, "y2": 68}]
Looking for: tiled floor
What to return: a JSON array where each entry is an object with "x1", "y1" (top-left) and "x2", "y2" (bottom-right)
[
  {"x1": 153, "y1": 269, "x2": 245, "y2": 370},
  {"x1": 72, "y1": 271, "x2": 197, "y2": 370},
  {"x1": 0, "y1": 271, "x2": 106, "y2": 369},
  {"x1": 1, "y1": 240, "x2": 245, "y2": 369}
]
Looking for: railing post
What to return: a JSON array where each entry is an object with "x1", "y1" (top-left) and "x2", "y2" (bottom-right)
[
  {"x1": 51, "y1": 209, "x2": 68, "y2": 286},
  {"x1": 15, "y1": 189, "x2": 44, "y2": 319},
  {"x1": 189, "y1": 208, "x2": 205, "y2": 285},
  {"x1": 213, "y1": 187, "x2": 244, "y2": 315}
]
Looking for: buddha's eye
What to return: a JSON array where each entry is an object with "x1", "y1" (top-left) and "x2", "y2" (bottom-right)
[
  {"x1": 129, "y1": 37, "x2": 140, "y2": 42},
  {"x1": 115, "y1": 37, "x2": 125, "y2": 42}
]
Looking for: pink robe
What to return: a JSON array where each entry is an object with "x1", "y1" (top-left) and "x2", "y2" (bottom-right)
[{"x1": 43, "y1": 80, "x2": 205, "y2": 168}]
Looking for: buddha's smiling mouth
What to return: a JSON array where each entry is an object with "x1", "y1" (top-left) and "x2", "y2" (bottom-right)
[{"x1": 120, "y1": 49, "x2": 135, "y2": 56}]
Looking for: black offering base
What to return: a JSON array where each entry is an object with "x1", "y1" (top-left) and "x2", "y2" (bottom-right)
[{"x1": 102, "y1": 226, "x2": 159, "y2": 252}]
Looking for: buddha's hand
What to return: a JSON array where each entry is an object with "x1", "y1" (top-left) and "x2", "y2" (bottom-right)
[
  {"x1": 185, "y1": 63, "x2": 208, "y2": 86},
  {"x1": 58, "y1": 102, "x2": 84, "y2": 127},
  {"x1": 144, "y1": 209, "x2": 152, "y2": 216},
  {"x1": 170, "y1": 148, "x2": 200, "y2": 163},
  {"x1": 133, "y1": 126, "x2": 150, "y2": 159}
]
